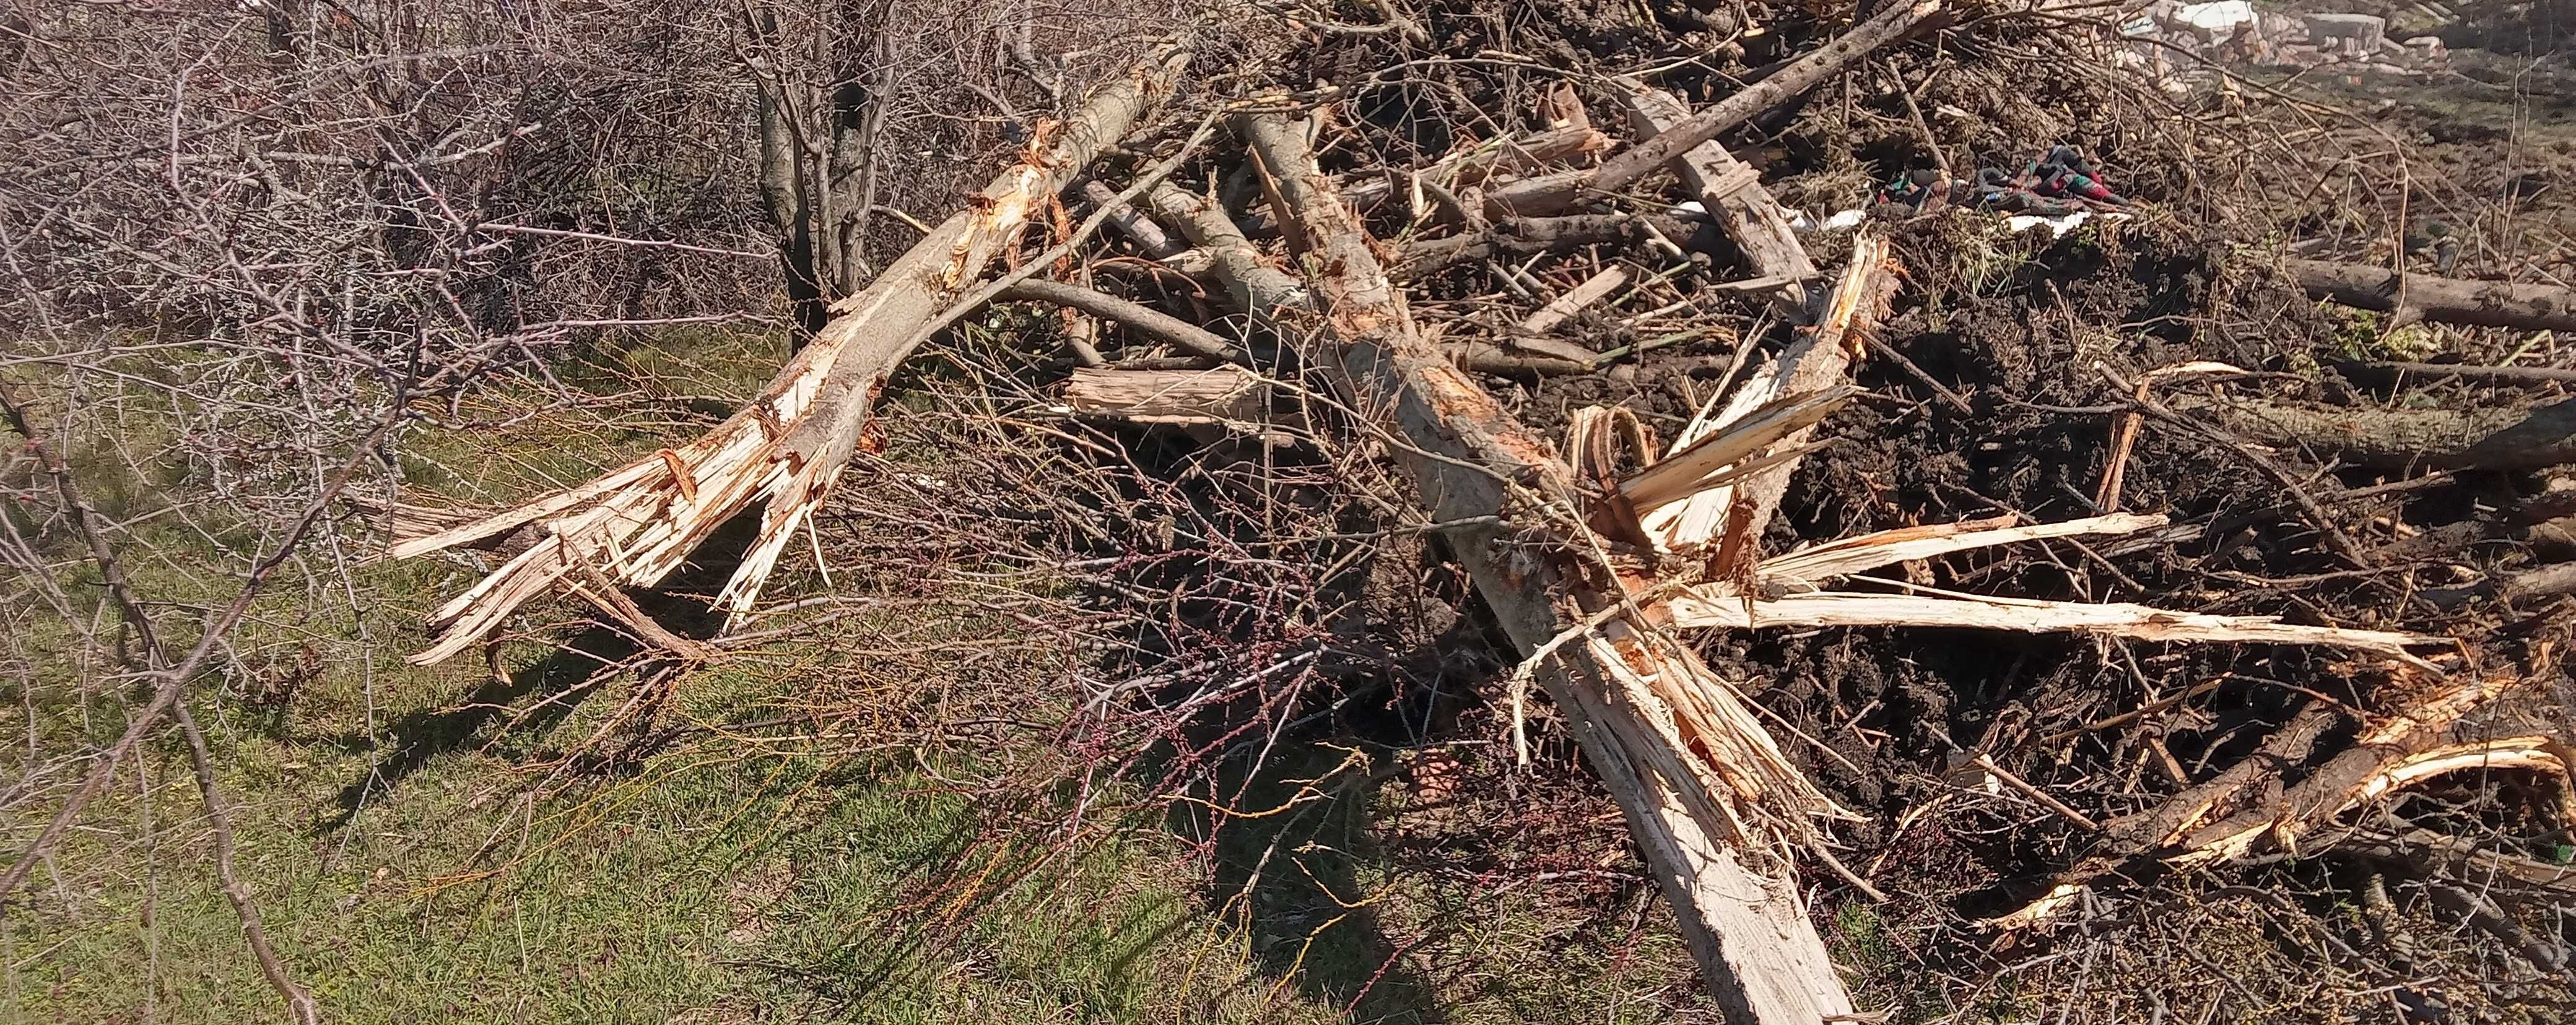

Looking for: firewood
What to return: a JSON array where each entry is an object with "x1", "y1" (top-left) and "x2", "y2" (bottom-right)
[{"x1": 1060, "y1": 365, "x2": 1266, "y2": 426}]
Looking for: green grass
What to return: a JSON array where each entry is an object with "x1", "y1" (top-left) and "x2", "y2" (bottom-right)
[
  {"x1": 4, "y1": 715, "x2": 1321, "y2": 1023},
  {"x1": 0, "y1": 330, "x2": 1325, "y2": 1024},
  {"x1": 6, "y1": 327, "x2": 1723, "y2": 1024}
]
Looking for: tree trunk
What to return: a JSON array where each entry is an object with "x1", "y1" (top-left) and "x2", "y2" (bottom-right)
[
  {"x1": 751, "y1": 14, "x2": 894, "y2": 346},
  {"x1": 389, "y1": 47, "x2": 1190, "y2": 662},
  {"x1": 2289, "y1": 257, "x2": 2576, "y2": 332},
  {"x1": 2193, "y1": 394, "x2": 2576, "y2": 471},
  {"x1": 1238, "y1": 109, "x2": 1858, "y2": 1025}
]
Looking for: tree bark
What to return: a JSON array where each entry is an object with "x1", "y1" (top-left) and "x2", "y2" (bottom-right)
[
  {"x1": 750, "y1": 14, "x2": 894, "y2": 344},
  {"x1": 2195, "y1": 394, "x2": 2576, "y2": 471},
  {"x1": 2289, "y1": 257, "x2": 2576, "y2": 332},
  {"x1": 1061, "y1": 365, "x2": 1266, "y2": 424},
  {"x1": 1239, "y1": 109, "x2": 1856, "y2": 1025}
]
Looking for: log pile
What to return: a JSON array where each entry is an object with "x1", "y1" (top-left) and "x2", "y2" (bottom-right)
[{"x1": 388, "y1": 6, "x2": 2576, "y2": 1018}]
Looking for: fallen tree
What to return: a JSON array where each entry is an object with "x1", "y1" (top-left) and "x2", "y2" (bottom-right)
[
  {"x1": 366, "y1": 11, "x2": 2526, "y2": 1018},
  {"x1": 1237, "y1": 107, "x2": 1860, "y2": 1025},
  {"x1": 2193, "y1": 394, "x2": 2576, "y2": 471},
  {"x1": 34, "y1": 0, "x2": 2576, "y2": 1019},
  {"x1": 388, "y1": 46, "x2": 1190, "y2": 663}
]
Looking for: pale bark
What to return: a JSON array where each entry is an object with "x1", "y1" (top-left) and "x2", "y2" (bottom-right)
[
  {"x1": 1240, "y1": 109, "x2": 1857, "y2": 1025},
  {"x1": 389, "y1": 48, "x2": 1190, "y2": 663},
  {"x1": 1061, "y1": 365, "x2": 1266, "y2": 425},
  {"x1": 2195, "y1": 394, "x2": 2576, "y2": 471}
]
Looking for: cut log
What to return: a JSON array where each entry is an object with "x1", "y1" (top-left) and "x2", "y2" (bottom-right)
[
  {"x1": 1484, "y1": 0, "x2": 1946, "y2": 215},
  {"x1": 2191, "y1": 394, "x2": 2576, "y2": 471},
  {"x1": 1617, "y1": 78, "x2": 1818, "y2": 315},
  {"x1": 1238, "y1": 108, "x2": 1857, "y2": 1025},
  {"x1": 2289, "y1": 257, "x2": 2576, "y2": 332},
  {"x1": 387, "y1": 47, "x2": 1190, "y2": 663},
  {"x1": 1061, "y1": 365, "x2": 1267, "y2": 425}
]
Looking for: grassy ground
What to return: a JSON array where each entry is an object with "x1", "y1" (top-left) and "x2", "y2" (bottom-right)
[{"x1": 2, "y1": 329, "x2": 1713, "y2": 1024}]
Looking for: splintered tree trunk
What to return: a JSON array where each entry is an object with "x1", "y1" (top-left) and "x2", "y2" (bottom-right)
[
  {"x1": 389, "y1": 48, "x2": 1189, "y2": 663},
  {"x1": 1238, "y1": 111, "x2": 1856, "y2": 1024}
]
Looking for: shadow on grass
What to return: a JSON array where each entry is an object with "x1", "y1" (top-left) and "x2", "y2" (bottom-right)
[
  {"x1": 316, "y1": 508, "x2": 761, "y2": 832},
  {"x1": 1183, "y1": 737, "x2": 1454, "y2": 1024}
]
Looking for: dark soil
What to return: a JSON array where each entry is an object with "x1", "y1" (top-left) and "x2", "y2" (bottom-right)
[{"x1": 1377, "y1": 17, "x2": 2576, "y2": 1021}]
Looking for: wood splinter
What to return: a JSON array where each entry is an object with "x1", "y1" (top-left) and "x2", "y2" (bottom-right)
[{"x1": 386, "y1": 47, "x2": 1191, "y2": 664}]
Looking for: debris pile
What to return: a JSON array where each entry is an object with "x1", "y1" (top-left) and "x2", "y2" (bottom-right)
[
  {"x1": 2120, "y1": 0, "x2": 2452, "y2": 79},
  {"x1": 382, "y1": 1, "x2": 2576, "y2": 1018}
]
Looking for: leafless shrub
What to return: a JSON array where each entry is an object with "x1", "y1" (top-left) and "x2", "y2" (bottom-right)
[{"x1": 0, "y1": 0, "x2": 1191, "y2": 1016}]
